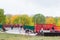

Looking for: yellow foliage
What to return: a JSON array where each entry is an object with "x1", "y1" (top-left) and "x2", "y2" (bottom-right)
[
  {"x1": 56, "y1": 18, "x2": 60, "y2": 26},
  {"x1": 5, "y1": 17, "x2": 10, "y2": 24},
  {"x1": 5, "y1": 14, "x2": 34, "y2": 26},
  {"x1": 10, "y1": 15, "x2": 19, "y2": 24},
  {"x1": 29, "y1": 17, "x2": 34, "y2": 26},
  {"x1": 5, "y1": 15, "x2": 19, "y2": 24},
  {"x1": 45, "y1": 17, "x2": 55, "y2": 24}
]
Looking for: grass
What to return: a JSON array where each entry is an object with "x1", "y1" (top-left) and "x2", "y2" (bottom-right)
[{"x1": 0, "y1": 33, "x2": 60, "y2": 40}]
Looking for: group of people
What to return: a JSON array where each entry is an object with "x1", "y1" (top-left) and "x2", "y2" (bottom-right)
[
  {"x1": 2, "y1": 25, "x2": 33, "y2": 34},
  {"x1": 2, "y1": 25, "x2": 24, "y2": 32}
]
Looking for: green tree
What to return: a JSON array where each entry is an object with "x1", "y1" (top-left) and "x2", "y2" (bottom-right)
[
  {"x1": 0, "y1": 9, "x2": 5, "y2": 24},
  {"x1": 55, "y1": 17, "x2": 58, "y2": 25},
  {"x1": 55, "y1": 17, "x2": 60, "y2": 26},
  {"x1": 33, "y1": 14, "x2": 45, "y2": 24}
]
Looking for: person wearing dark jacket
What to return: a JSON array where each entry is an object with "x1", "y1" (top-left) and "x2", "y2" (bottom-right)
[
  {"x1": 11, "y1": 25, "x2": 13, "y2": 30},
  {"x1": 51, "y1": 26, "x2": 55, "y2": 32},
  {"x1": 2, "y1": 27, "x2": 6, "y2": 32}
]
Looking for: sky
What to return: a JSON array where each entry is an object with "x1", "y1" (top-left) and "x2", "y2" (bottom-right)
[{"x1": 0, "y1": 0, "x2": 60, "y2": 17}]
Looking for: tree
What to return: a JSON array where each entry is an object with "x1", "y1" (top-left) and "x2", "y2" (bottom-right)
[
  {"x1": 33, "y1": 14, "x2": 45, "y2": 24},
  {"x1": 13, "y1": 15, "x2": 20, "y2": 24},
  {"x1": 55, "y1": 17, "x2": 58, "y2": 25},
  {"x1": 55, "y1": 17, "x2": 60, "y2": 26},
  {"x1": 29, "y1": 16, "x2": 34, "y2": 26},
  {"x1": 5, "y1": 14, "x2": 12, "y2": 24},
  {"x1": 45, "y1": 16, "x2": 55, "y2": 24},
  {"x1": 20, "y1": 14, "x2": 30, "y2": 25},
  {"x1": 0, "y1": 9, "x2": 5, "y2": 24}
]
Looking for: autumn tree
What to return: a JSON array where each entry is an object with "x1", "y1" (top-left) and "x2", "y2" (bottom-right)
[
  {"x1": 29, "y1": 16, "x2": 34, "y2": 26},
  {"x1": 12, "y1": 15, "x2": 21, "y2": 24},
  {"x1": 45, "y1": 16, "x2": 55, "y2": 24},
  {"x1": 20, "y1": 14, "x2": 30, "y2": 25}
]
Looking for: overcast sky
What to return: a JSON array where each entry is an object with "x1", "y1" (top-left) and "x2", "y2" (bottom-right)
[{"x1": 0, "y1": 0, "x2": 60, "y2": 17}]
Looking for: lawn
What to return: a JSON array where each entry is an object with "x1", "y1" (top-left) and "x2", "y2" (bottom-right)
[{"x1": 0, "y1": 33, "x2": 60, "y2": 40}]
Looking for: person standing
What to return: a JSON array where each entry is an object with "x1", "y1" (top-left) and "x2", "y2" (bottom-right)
[
  {"x1": 11, "y1": 25, "x2": 13, "y2": 30},
  {"x1": 51, "y1": 26, "x2": 55, "y2": 32},
  {"x1": 2, "y1": 26, "x2": 6, "y2": 32},
  {"x1": 40, "y1": 28, "x2": 44, "y2": 36},
  {"x1": 19, "y1": 26, "x2": 23, "y2": 33}
]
